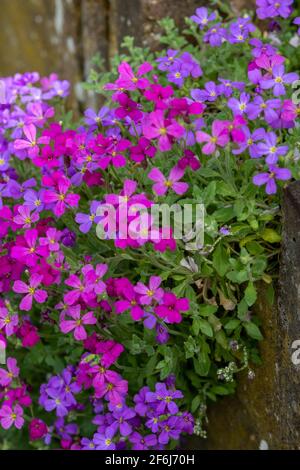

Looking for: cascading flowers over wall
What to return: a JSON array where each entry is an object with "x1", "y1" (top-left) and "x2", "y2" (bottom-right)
[{"x1": 0, "y1": 0, "x2": 300, "y2": 449}]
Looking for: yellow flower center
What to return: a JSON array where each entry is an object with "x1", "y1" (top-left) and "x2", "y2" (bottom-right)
[
  {"x1": 275, "y1": 76, "x2": 283, "y2": 83},
  {"x1": 159, "y1": 127, "x2": 167, "y2": 136},
  {"x1": 164, "y1": 180, "x2": 173, "y2": 187},
  {"x1": 270, "y1": 146, "x2": 277, "y2": 154},
  {"x1": 147, "y1": 289, "x2": 154, "y2": 297},
  {"x1": 175, "y1": 72, "x2": 181, "y2": 78},
  {"x1": 29, "y1": 287, "x2": 35, "y2": 295}
]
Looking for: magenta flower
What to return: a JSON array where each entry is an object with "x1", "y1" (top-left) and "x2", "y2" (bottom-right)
[
  {"x1": 155, "y1": 292, "x2": 189, "y2": 323},
  {"x1": 115, "y1": 283, "x2": 144, "y2": 321},
  {"x1": 142, "y1": 110, "x2": 185, "y2": 152},
  {"x1": 13, "y1": 205, "x2": 39, "y2": 228},
  {"x1": 83, "y1": 263, "x2": 107, "y2": 295},
  {"x1": 0, "y1": 404, "x2": 24, "y2": 430},
  {"x1": 253, "y1": 164, "x2": 291, "y2": 194},
  {"x1": 63, "y1": 273, "x2": 95, "y2": 305},
  {"x1": 95, "y1": 373, "x2": 128, "y2": 405},
  {"x1": 0, "y1": 307, "x2": 18, "y2": 336},
  {"x1": 0, "y1": 357, "x2": 19, "y2": 387},
  {"x1": 196, "y1": 120, "x2": 229, "y2": 154},
  {"x1": 60, "y1": 305, "x2": 96, "y2": 341},
  {"x1": 39, "y1": 227, "x2": 61, "y2": 252},
  {"x1": 148, "y1": 166, "x2": 188, "y2": 196},
  {"x1": 116, "y1": 61, "x2": 153, "y2": 91},
  {"x1": 13, "y1": 273, "x2": 48, "y2": 311},
  {"x1": 43, "y1": 177, "x2": 80, "y2": 217},
  {"x1": 134, "y1": 276, "x2": 164, "y2": 305},
  {"x1": 11, "y1": 229, "x2": 48, "y2": 266}
]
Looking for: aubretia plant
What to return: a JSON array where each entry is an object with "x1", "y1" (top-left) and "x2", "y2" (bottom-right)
[{"x1": 0, "y1": 0, "x2": 300, "y2": 450}]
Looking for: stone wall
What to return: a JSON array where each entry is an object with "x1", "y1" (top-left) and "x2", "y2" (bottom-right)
[{"x1": 0, "y1": 0, "x2": 255, "y2": 107}]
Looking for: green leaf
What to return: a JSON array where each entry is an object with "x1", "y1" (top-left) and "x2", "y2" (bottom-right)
[
  {"x1": 244, "y1": 282, "x2": 257, "y2": 307},
  {"x1": 213, "y1": 244, "x2": 229, "y2": 277},
  {"x1": 261, "y1": 228, "x2": 281, "y2": 243},
  {"x1": 224, "y1": 319, "x2": 241, "y2": 331},
  {"x1": 193, "y1": 318, "x2": 214, "y2": 337},
  {"x1": 244, "y1": 322, "x2": 263, "y2": 340}
]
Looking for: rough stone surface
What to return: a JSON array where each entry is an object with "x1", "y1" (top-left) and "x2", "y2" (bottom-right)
[{"x1": 188, "y1": 181, "x2": 300, "y2": 450}]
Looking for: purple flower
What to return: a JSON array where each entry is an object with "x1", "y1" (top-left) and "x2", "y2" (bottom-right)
[
  {"x1": 108, "y1": 406, "x2": 136, "y2": 437},
  {"x1": 246, "y1": 96, "x2": 281, "y2": 123},
  {"x1": 204, "y1": 24, "x2": 226, "y2": 47},
  {"x1": 129, "y1": 432, "x2": 157, "y2": 450},
  {"x1": 93, "y1": 428, "x2": 116, "y2": 450},
  {"x1": 190, "y1": 7, "x2": 216, "y2": 29},
  {"x1": 260, "y1": 65, "x2": 299, "y2": 96},
  {"x1": 156, "y1": 50, "x2": 179, "y2": 71},
  {"x1": 294, "y1": 17, "x2": 300, "y2": 35},
  {"x1": 23, "y1": 189, "x2": 45, "y2": 212},
  {"x1": 257, "y1": 131, "x2": 288, "y2": 164},
  {"x1": 134, "y1": 386, "x2": 150, "y2": 416},
  {"x1": 256, "y1": 0, "x2": 293, "y2": 19},
  {"x1": 84, "y1": 106, "x2": 112, "y2": 130},
  {"x1": 146, "y1": 382, "x2": 183, "y2": 414},
  {"x1": 249, "y1": 38, "x2": 277, "y2": 58},
  {"x1": 155, "y1": 324, "x2": 170, "y2": 344},
  {"x1": 44, "y1": 387, "x2": 72, "y2": 417},
  {"x1": 55, "y1": 417, "x2": 78, "y2": 440},
  {"x1": 233, "y1": 127, "x2": 266, "y2": 159},
  {"x1": 253, "y1": 164, "x2": 291, "y2": 194},
  {"x1": 158, "y1": 416, "x2": 182, "y2": 444},
  {"x1": 0, "y1": 152, "x2": 10, "y2": 172},
  {"x1": 191, "y1": 82, "x2": 220, "y2": 102},
  {"x1": 228, "y1": 93, "x2": 251, "y2": 115},
  {"x1": 61, "y1": 228, "x2": 76, "y2": 247},
  {"x1": 75, "y1": 200, "x2": 102, "y2": 233},
  {"x1": 167, "y1": 62, "x2": 189, "y2": 88},
  {"x1": 217, "y1": 78, "x2": 245, "y2": 98}
]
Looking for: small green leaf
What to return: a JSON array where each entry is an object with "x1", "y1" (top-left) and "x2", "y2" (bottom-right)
[
  {"x1": 261, "y1": 228, "x2": 281, "y2": 243},
  {"x1": 244, "y1": 322, "x2": 263, "y2": 340},
  {"x1": 245, "y1": 282, "x2": 257, "y2": 307}
]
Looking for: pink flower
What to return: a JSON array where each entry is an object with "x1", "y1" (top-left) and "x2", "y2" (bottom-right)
[
  {"x1": 83, "y1": 263, "x2": 108, "y2": 295},
  {"x1": 17, "y1": 321, "x2": 40, "y2": 347},
  {"x1": 13, "y1": 205, "x2": 39, "y2": 229},
  {"x1": 0, "y1": 307, "x2": 18, "y2": 336},
  {"x1": 60, "y1": 305, "x2": 97, "y2": 341},
  {"x1": 39, "y1": 227, "x2": 61, "y2": 251},
  {"x1": 29, "y1": 418, "x2": 48, "y2": 441},
  {"x1": 134, "y1": 276, "x2": 164, "y2": 305},
  {"x1": 155, "y1": 292, "x2": 189, "y2": 323},
  {"x1": 143, "y1": 110, "x2": 185, "y2": 151},
  {"x1": 43, "y1": 176, "x2": 80, "y2": 217},
  {"x1": 0, "y1": 357, "x2": 19, "y2": 387},
  {"x1": 196, "y1": 120, "x2": 229, "y2": 154},
  {"x1": 115, "y1": 283, "x2": 144, "y2": 320},
  {"x1": 106, "y1": 62, "x2": 153, "y2": 92},
  {"x1": 94, "y1": 371, "x2": 128, "y2": 405},
  {"x1": 11, "y1": 229, "x2": 48, "y2": 266},
  {"x1": 63, "y1": 273, "x2": 95, "y2": 305},
  {"x1": 14, "y1": 124, "x2": 39, "y2": 158},
  {"x1": 13, "y1": 274, "x2": 48, "y2": 311},
  {"x1": 148, "y1": 166, "x2": 188, "y2": 196},
  {"x1": 0, "y1": 404, "x2": 24, "y2": 430}
]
